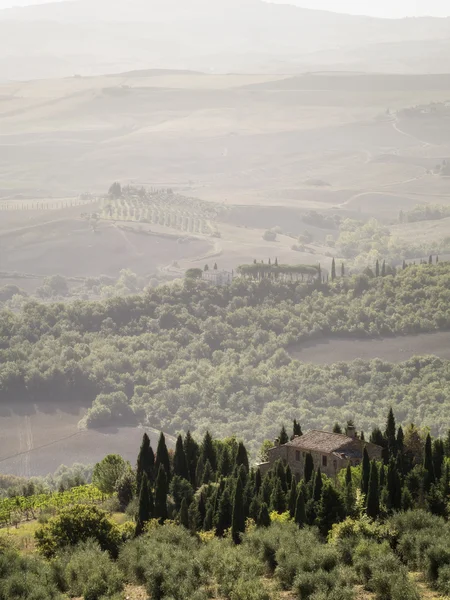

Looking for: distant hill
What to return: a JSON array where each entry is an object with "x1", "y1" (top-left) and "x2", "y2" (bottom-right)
[{"x1": 1, "y1": 0, "x2": 450, "y2": 79}]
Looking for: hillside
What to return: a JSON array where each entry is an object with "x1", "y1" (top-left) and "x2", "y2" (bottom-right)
[{"x1": 2, "y1": 0, "x2": 450, "y2": 79}]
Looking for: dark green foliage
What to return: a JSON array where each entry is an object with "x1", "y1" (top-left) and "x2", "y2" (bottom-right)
[
  {"x1": 169, "y1": 475, "x2": 194, "y2": 512},
  {"x1": 285, "y1": 465, "x2": 292, "y2": 489},
  {"x1": 361, "y1": 447, "x2": 370, "y2": 496},
  {"x1": 433, "y1": 438, "x2": 445, "y2": 481},
  {"x1": 424, "y1": 433, "x2": 436, "y2": 490},
  {"x1": 316, "y1": 483, "x2": 345, "y2": 536},
  {"x1": 136, "y1": 433, "x2": 155, "y2": 493},
  {"x1": 218, "y1": 446, "x2": 232, "y2": 477},
  {"x1": 370, "y1": 427, "x2": 385, "y2": 447},
  {"x1": 232, "y1": 477, "x2": 245, "y2": 544},
  {"x1": 294, "y1": 486, "x2": 307, "y2": 527},
  {"x1": 288, "y1": 479, "x2": 297, "y2": 518},
  {"x1": 385, "y1": 408, "x2": 397, "y2": 455},
  {"x1": 313, "y1": 468, "x2": 323, "y2": 502},
  {"x1": 366, "y1": 461, "x2": 380, "y2": 519},
  {"x1": 155, "y1": 433, "x2": 171, "y2": 483},
  {"x1": 426, "y1": 484, "x2": 447, "y2": 517},
  {"x1": 154, "y1": 465, "x2": 168, "y2": 523},
  {"x1": 270, "y1": 479, "x2": 286, "y2": 514},
  {"x1": 116, "y1": 469, "x2": 135, "y2": 511},
  {"x1": 293, "y1": 419, "x2": 303, "y2": 438},
  {"x1": 179, "y1": 498, "x2": 189, "y2": 528},
  {"x1": 216, "y1": 488, "x2": 232, "y2": 536},
  {"x1": 331, "y1": 258, "x2": 336, "y2": 281},
  {"x1": 333, "y1": 423, "x2": 342, "y2": 434},
  {"x1": 279, "y1": 425, "x2": 289, "y2": 445},
  {"x1": 397, "y1": 426, "x2": 404, "y2": 454},
  {"x1": 387, "y1": 459, "x2": 402, "y2": 511},
  {"x1": 304, "y1": 453, "x2": 314, "y2": 483},
  {"x1": 201, "y1": 431, "x2": 217, "y2": 473},
  {"x1": 202, "y1": 460, "x2": 214, "y2": 484},
  {"x1": 135, "y1": 473, "x2": 154, "y2": 536},
  {"x1": 173, "y1": 435, "x2": 189, "y2": 481},
  {"x1": 255, "y1": 469, "x2": 262, "y2": 494},
  {"x1": 235, "y1": 441, "x2": 249, "y2": 472},
  {"x1": 184, "y1": 431, "x2": 199, "y2": 486},
  {"x1": 257, "y1": 502, "x2": 271, "y2": 527},
  {"x1": 92, "y1": 454, "x2": 129, "y2": 495}
]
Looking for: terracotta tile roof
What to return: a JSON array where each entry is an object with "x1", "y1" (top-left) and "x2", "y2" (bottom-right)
[{"x1": 286, "y1": 430, "x2": 361, "y2": 454}]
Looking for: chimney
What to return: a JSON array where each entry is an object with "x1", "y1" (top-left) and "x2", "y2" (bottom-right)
[{"x1": 347, "y1": 425, "x2": 356, "y2": 439}]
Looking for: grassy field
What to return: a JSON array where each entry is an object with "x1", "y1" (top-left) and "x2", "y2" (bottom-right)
[
  {"x1": 289, "y1": 331, "x2": 450, "y2": 365},
  {"x1": 0, "y1": 404, "x2": 175, "y2": 477}
]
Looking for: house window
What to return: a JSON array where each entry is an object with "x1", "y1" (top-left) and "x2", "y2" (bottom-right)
[
  {"x1": 322, "y1": 455, "x2": 328, "y2": 467},
  {"x1": 295, "y1": 451, "x2": 301, "y2": 462}
]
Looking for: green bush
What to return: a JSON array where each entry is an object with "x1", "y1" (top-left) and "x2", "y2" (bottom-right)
[
  {"x1": 0, "y1": 549, "x2": 63, "y2": 600},
  {"x1": 35, "y1": 505, "x2": 121, "y2": 558}
]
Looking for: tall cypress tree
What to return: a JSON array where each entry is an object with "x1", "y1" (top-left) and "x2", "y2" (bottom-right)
[
  {"x1": 202, "y1": 460, "x2": 214, "y2": 484},
  {"x1": 433, "y1": 438, "x2": 445, "y2": 481},
  {"x1": 331, "y1": 258, "x2": 336, "y2": 282},
  {"x1": 316, "y1": 483, "x2": 345, "y2": 536},
  {"x1": 288, "y1": 479, "x2": 297, "y2": 518},
  {"x1": 304, "y1": 453, "x2": 314, "y2": 484},
  {"x1": 424, "y1": 433, "x2": 436, "y2": 490},
  {"x1": 235, "y1": 442, "x2": 249, "y2": 472},
  {"x1": 366, "y1": 461, "x2": 380, "y2": 519},
  {"x1": 294, "y1": 486, "x2": 306, "y2": 527},
  {"x1": 292, "y1": 419, "x2": 303, "y2": 438},
  {"x1": 361, "y1": 447, "x2": 370, "y2": 496},
  {"x1": 341, "y1": 262, "x2": 345, "y2": 277},
  {"x1": 258, "y1": 503, "x2": 271, "y2": 528},
  {"x1": 255, "y1": 469, "x2": 262, "y2": 495},
  {"x1": 216, "y1": 487, "x2": 233, "y2": 537},
  {"x1": 155, "y1": 432, "x2": 171, "y2": 482},
  {"x1": 397, "y1": 426, "x2": 404, "y2": 455},
  {"x1": 333, "y1": 423, "x2": 343, "y2": 434},
  {"x1": 260, "y1": 475, "x2": 273, "y2": 505},
  {"x1": 270, "y1": 479, "x2": 286, "y2": 514},
  {"x1": 219, "y1": 446, "x2": 232, "y2": 478},
  {"x1": 345, "y1": 464, "x2": 352, "y2": 486},
  {"x1": 375, "y1": 259, "x2": 380, "y2": 277},
  {"x1": 231, "y1": 477, "x2": 245, "y2": 544},
  {"x1": 184, "y1": 431, "x2": 199, "y2": 487},
  {"x1": 135, "y1": 473, "x2": 154, "y2": 536},
  {"x1": 279, "y1": 425, "x2": 289, "y2": 445},
  {"x1": 136, "y1": 433, "x2": 155, "y2": 493},
  {"x1": 385, "y1": 408, "x2": 397, "y2": 457},
  {"x1": 154, "y1": 465, "x2": 168, "y2": 523},
  {"x1": 381, "y1": 260, "x2": 386, "y2": 277},
  {"x1": 313, "y1": 468, "x2": 323, "y2": 502},
  {"x1": 179, "y1": 497, "x2": 189, "y2": 528},
  {"x1": 173, "y1": 434, "x2": 189, "y2": 481},
  {"x1": 285, "y1": 465, "x2": 293, "y2": 489},
  {"x1": 201, "y1": 431, "x2": 217, "y2": 473},
  {"x1": 387, "y1": 459, "x2": 402, "y2": 511}
]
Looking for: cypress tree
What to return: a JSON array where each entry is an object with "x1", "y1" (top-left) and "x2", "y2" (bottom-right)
[
  {"x1": 231, "y1": 477, "x2": 245, "y2": 544},
  {"x1": 401, "y1": 487, "x2": 414, "y2": 511},
  {"x1": 397, "y1": 426, "x2": 404, "y2": 455},
  {"x1": 219, "y1": 446, "x2": 231, "y2": 478},
  {"x1": 376, "y1": 259, "x2": 380, "y2": 277},
  {"x1": 294, "y1": 486, "x2": 306, "y2": 527},
  {"x1": 316, "y1": 483, "x2": 345, "y2": 536},
  {"x1": 304, "y1": 453, "x2": 314, "y2": 484},
  {"x1": 258, "y1": 503, "x2": 271, "y2": 527},
  {"x1": 255, "y1": 469, "x2": 262, "y2": 494},
  {"x1": 292, "y1": 419, "x2": 303, "y2": 438},
  {"x1": 155, "y1": 432, "x2": 171, "y2": 482},
  {"x1": 202, "y1": 460, "x2": 214, "y2": 484},
  {"x1": 270, "y1": 479, "x2": 286, "y2": 514},
  {"x1": 313, "y1": 468, "x2": 323, "y2": 502},
  {"x1": 279, "y1": 425, "x2": 289, "y2": 445},
  {"x1": 285, "y1": 465, "x2": 293, "y2": 489},
  {"x1": 135, "y1": 473, "x2": 154, "y2": 536},
  {"x1": 275, "y1": 460, "x2": 287, "y2": 492},
  {"x1": 331, "y1": 258, "x2": 336, "y2": 281},
  {"x1": 433, "y1": 439, "x2": 445, "y2": 481},
  {"x1": 366, "y1": 461, "x2": 380, "y2": 519},
  {"x1": 195, "y1": 456, "x2": 205, "y2": 488},
  {"x1": 216, "y1": 488, "x2": 232, "y2": 537},
  {"x1": 424, "y1": 433, "x2": 436, "y2": 490},
  {"x1": 204, "y1": 506, "x2": 214, "y2": 531},
  {"x1": 385, "y1": 408, "x2": 397, "y2": 457},
  {"x1": 381, "y1": 260, "x2": 386, "y2": 277},
  {"x1": 249, "y1": 496, "x2": 261, "y2": 521},
  {"x1": 379, "y1": 464, "x2": 386, "y2": 488},
  {"x1": 179, "y1": 497, "x2": 189, "y2": 528},
  {"x1": 260, "y1": 475, "x2": 272, "y2": 505},
  {"x1": 288, "y1": 479, "x2": 297, "y2": 518},
  {"x1": 445, "y1": 430, "x2": 450, "y2": 458},
  {"x1": 361, "y1": 447, "x2": 370, "y2": 496},
  {"x1": 235, "y1": 442, "x2": 249, "y2": 472},
  {"x1": 154, "y1": 465, "x2": 168, "y2": 522},
  {"x1": 333, "y1": 423, "x2": 343, "y2": 434},
  {"x1": 136, "y1": 433, "x2": 155, "y2": 493},
  {"x1": 429, "y1": 255, "x2": 433, "y2": 265},
  {"x1": 345, "y1": 464, "x2": 352, "y2": 486},
  {"x1": 441, "y1": 462, "x2": 450, "y2": 498},
  {"x1": 173, "y1": 434, "x2": 189, "y2": 481},
  {"x1": 387, "y1": 459, "x2": 402, "y2": 511},
  {"x1": 196, "y1": 492, "x2": 207, "y2": 530},
  {"x1": 184, "y1": 431, "x2": 199, "y2": 486},
  {"x1": 201, "y1": 431, "x2": 217, "y2": 472},
  {"x1": 341, "y1": 262, "x2": 345, "y2": 277}
]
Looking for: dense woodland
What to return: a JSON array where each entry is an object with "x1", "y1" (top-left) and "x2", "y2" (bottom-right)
[
  {"x1": 2, "y1": 263, "x2": 450, "y2": 453},
  {"x1": 4, "y1": 410, "x2": 450, "y2": 599}
]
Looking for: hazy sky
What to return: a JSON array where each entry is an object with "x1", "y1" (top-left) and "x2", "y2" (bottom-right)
[{"x1": 0, "y1": 0, "x2": 449, "y2": 18}]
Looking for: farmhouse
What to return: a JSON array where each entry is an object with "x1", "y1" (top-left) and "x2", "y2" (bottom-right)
[
  {"x1": 202, "y1": 269, "x2": 234, "y2": 286},
  {"x1": 258, "y1": 426, "x2": 383, "y2": 481}
]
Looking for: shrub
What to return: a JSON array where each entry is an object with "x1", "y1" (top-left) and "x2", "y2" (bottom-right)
[
  {"x1": 63, "y1": 541, "x2": 123, "y2": 600},
  {"x1": 35, "y1": 505, "x2": 121, "y2": 558}
]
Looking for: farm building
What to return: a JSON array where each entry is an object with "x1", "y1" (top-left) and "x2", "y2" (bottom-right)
[
  {"x1": 258, "y1": 427, "x2": 382, "y2": 481},
  {"x1": 202, "y1": 269, "x2": 234, "y2": 286}
]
